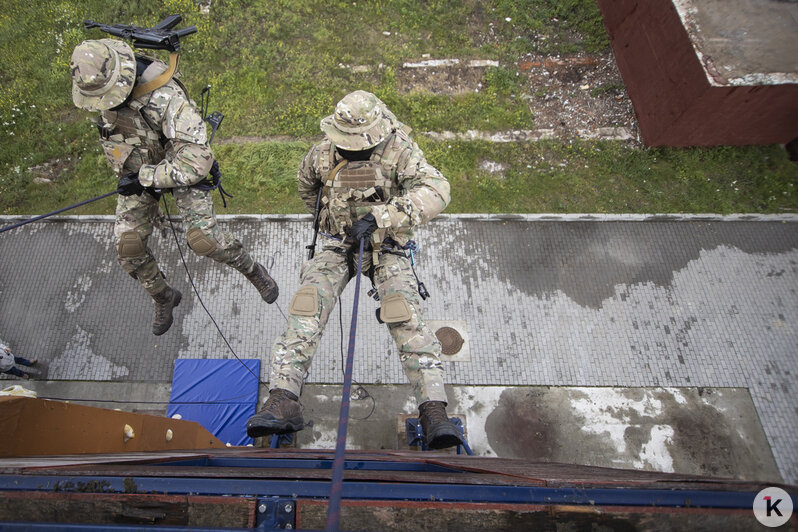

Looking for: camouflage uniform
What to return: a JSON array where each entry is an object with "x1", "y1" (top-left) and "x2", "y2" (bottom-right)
[
  {"x1": 70, "y1": 40, "x2": 260, "y2": 297},
  {"x1": 270, "y1": 91, "x2": 451, "y2": 406}
]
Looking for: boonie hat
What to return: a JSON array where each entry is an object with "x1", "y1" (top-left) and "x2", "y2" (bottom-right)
[
  {"x1": 320, "y1": 90, "x2": 395, "y2": 150},
  {"x1": 70, "y1": 39, "x2": 136, "y2": 111}
]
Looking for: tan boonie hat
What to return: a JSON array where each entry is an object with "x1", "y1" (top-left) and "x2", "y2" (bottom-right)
[
  {"x1": 70, "y1": 39, "x2": 137, "y2": 111},
  {"x1": 320, "y1": 90, "x2": 395, "y2": 150}
]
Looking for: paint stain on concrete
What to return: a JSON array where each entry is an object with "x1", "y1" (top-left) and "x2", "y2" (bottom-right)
[
  {"x1": 479, "y1": 386, "x2": 780, "y2": 480},
  {"x1": 49, "y1": 326, "x2": 129, "y2": 380},
  {"x1": 65, "y1": 274, "x2": 93, "y2": 313}
]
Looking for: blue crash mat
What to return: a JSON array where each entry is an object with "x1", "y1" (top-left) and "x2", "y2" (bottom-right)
[{"x1": 167, "y1": 358, "x2": 260, "y2": 446}]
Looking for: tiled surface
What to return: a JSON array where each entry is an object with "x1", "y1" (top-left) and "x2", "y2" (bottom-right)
[{"x1": 0, "y1": 215, "x2": 796, "y2": 482}]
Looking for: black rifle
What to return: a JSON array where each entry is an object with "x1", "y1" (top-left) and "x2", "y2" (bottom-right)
[
  {"x1": 306, "y1": 187, "x2": 324, "y2": 260},
  {"x1": 84, "y1": 14, "x2": 196, "y2": 52}
]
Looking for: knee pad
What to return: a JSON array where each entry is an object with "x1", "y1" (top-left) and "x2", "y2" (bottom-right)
[
  {"x1": 186, "y1": 227, "x2": 218, "y2": 257},
  {"x1": 117, "y1": 231, "x2": 146, "y2": 258},
  {"x1": 289, "y1": 286, "x2": 319, "y2": 317},
  {"x1": 379, "y1": 293, "x2": 413, "y2": 324}
]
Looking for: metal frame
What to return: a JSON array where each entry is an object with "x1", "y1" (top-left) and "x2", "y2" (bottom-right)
[{"x1": 0, "y1": 472, "x2": 763, "y2": 509}]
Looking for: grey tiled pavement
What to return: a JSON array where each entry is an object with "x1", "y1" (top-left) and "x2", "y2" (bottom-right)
[{"x1": 0, "y1": 214, "x2": 797, "y2": 483}]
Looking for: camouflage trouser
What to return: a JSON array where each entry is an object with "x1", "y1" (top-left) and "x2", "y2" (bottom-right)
[
  {"x1": 114, "y1": 187, "x2": 254, "y2": 295},
  {"x1": 270, "y1": 243, "x2": 447, "y2": 406}
]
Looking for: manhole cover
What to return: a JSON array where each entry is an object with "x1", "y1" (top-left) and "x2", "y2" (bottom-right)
[{"x1": 435, "y1": 326, "x2": 464, "y2": 355}]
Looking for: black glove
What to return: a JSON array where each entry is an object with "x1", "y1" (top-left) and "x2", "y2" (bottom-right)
[
  {"x1": 347, "y1": 213, "x2": 378, "y2": 251},
  {"x1": 117, "y1": 172, "x2": 145, "y2": 196}
]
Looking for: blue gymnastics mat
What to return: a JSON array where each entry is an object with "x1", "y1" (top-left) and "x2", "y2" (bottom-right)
[{"x1": 167, "y1": 359, "x2": 260, "y2": 446}]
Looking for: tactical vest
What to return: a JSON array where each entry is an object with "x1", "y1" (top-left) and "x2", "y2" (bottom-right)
[
  {"x1": 317, "y1": 130, "x2": 409, "y2": 236},
  {"x1": 97, "y1": 100, "x2": 165, "y2": 175},
  {"x1": 96, "y1": 60, "x2": 188, "y2": 175}
]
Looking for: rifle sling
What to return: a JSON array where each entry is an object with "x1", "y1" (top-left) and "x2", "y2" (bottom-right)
[
  {"x1": 322, "y1": 159, "x2": 348, "y2": 197},
  {"x1": 132, "y1": 52, "x2": 179, "y2": 99}
]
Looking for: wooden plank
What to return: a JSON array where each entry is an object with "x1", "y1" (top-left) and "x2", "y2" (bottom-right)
[
  {"x1": 0, "y1": 492, "x2": 255, "y2": 527},
  {"x1": 297, "y1": 499, "x2": 786, "y2": 532},
  {"x1": 0, "y1": 397, "x2": 224, "y2": 456}
]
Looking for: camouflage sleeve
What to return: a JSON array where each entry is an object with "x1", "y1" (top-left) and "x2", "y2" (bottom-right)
[
  {"x1": 138, "y1": 90, "x2": 213, "y2": 188},
  {"x1": 297, "y1": 144, "x2": 323, "y2": 214},
  {"x1": 370, "y1": 141, "x2": 451, "y2": 234}
]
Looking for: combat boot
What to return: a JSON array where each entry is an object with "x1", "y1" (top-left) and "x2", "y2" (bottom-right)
[
  {"x1": 244, "y1": 262, "x2": 279, "y2": 303},
  {"x1": 151, "y1": 286, "x2": 182, "y2": 336},
  {"x1": 246, "y1": 388, "x2": 304, "y2": 438},
  {"x1": 419, "y1": 401, "x2": 464, "y2": 450}
]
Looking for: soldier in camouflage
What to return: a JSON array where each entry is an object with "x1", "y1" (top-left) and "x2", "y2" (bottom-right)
[
  {"x1": 70, "y1": 39, "x2": 278, "y2": 335},
  {"x1": 246, "y1": 90, "x2": 463, "y2": 449}
]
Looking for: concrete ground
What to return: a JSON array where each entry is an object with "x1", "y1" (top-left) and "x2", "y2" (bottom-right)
[
  {"x1": 674, "y1": 0, "x2": 798, "y2": 85},
  {"x1": 1, "y1": 214, "x2": 796, "y2": 485}
]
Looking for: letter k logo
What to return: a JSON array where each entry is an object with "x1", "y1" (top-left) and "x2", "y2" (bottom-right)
[
  {"x1": 765, "y1": 495, "x2": 783, "y2": 517},
  {"x1": 755, "y1": 487, "x2": 793, "y2": 527}
]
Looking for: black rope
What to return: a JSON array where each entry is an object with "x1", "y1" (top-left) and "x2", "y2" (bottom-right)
[
  {"x1": 338, "y1": 297, "x2": 375, "y2": 421},
  {"x1": 0, "y1": 191, "x2": 118, "y2": 234},
  {"x1": 325, "y1": 238, "x2": 364, "y2": 532},
  {"x1": 161, "y1": 194, "x2": 267, "y2": 387}
]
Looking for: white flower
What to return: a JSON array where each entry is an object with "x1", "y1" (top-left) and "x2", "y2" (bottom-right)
[{"x1": 505, "y1": 17, "x2": 511, "y2": 22}]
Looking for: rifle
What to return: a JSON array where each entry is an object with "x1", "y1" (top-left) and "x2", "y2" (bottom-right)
[
  {"x1": 306, "y1": 187, "x2": 324, "y2": 260},
  {"x1": 83, "y1": 14, "x2": 196, "y2": 52}
]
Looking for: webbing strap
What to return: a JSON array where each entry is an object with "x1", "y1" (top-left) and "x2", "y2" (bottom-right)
[
  {"x1": 325, "y1": 237, "x2": 365, "y2": 532},
  {"x1": 131, "y1": 53, "x2": 179, "y2": 99},
  {"x1": 322, "y1": 159, "x2": 348, "y2": 198},
  {"x1": 326, "y1": 160, "x2": 348, "y2": 186}
]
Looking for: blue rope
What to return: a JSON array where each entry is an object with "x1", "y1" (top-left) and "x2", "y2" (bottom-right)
[
  {"x1": 325, "y1": 237, "x2": 365, "y2": 532},
  {"x1": 0, "y1": 190, "x2": 118, "y2": 234}
]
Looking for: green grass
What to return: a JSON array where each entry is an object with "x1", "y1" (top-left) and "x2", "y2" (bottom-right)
[
  {"x1": 1, "y1": 0, "x2": 796, "y2": 217},
  {"x1": 9, "y1": 139, "x2": 793, "y2": 217},
  {"x1": 426, "y1": 140, "x2": 798, "y2": 214}
]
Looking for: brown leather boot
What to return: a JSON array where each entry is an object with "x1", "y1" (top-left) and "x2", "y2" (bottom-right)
[
  {"x1": 151, "y1": 286, "x2": 182, "y2": 336},
  {"x1": 244, "y1": 262, "x2": 279, "y2": 303},
  {"x1": 246, "y1": 388, "x2": 304, "y2": 438},
  {"x1": 419, "y1": 401, "x2": 464, "y2": 450}
]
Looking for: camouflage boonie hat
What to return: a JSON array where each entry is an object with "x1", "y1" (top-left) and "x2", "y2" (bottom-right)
[
  {"x1": 320, "y1": 90, "x2": 394, "y2": 150},
  {"x1": 70, "y1": 39, "x2": 136, "y2": 111}
]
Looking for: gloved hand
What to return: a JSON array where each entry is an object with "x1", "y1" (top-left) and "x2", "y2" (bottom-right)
[
  {"x1": 117, "y1": 172, "x2": 145, "y2": 196},
  {"x1": 209, "y1": 160, "x2": 221, "y2": 182},
  {"x1": 347, "y1": 213, "x2": 378, "y2": 251}
]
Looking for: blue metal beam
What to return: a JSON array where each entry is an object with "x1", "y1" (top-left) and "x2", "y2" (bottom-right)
[{"x1": 0, "y1": 474, "x2": 766, "y2": 509}]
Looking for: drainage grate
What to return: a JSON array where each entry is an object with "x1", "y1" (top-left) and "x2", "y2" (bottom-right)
[{"x1": 436, "y1": 326, "x2": 465, "y2": 355}]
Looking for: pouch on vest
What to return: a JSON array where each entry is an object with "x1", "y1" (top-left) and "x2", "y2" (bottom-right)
[{"x1": 101, "y1": 140, "x2": 135, "y2": 174}]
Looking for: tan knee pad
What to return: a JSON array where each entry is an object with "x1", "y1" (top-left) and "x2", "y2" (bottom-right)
[
  {"x1": 117, "y1": 231, "x2": 145, "y2": 258},
  {"x1": 380, "y1": 293, "x2": 413, "y2": 324},
  {"x1": 289, "y1": 286, "x2": 319, "y2": 317},
  {"x1": 186, "y1": 227, "x2": 218, "y2": 257}
]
